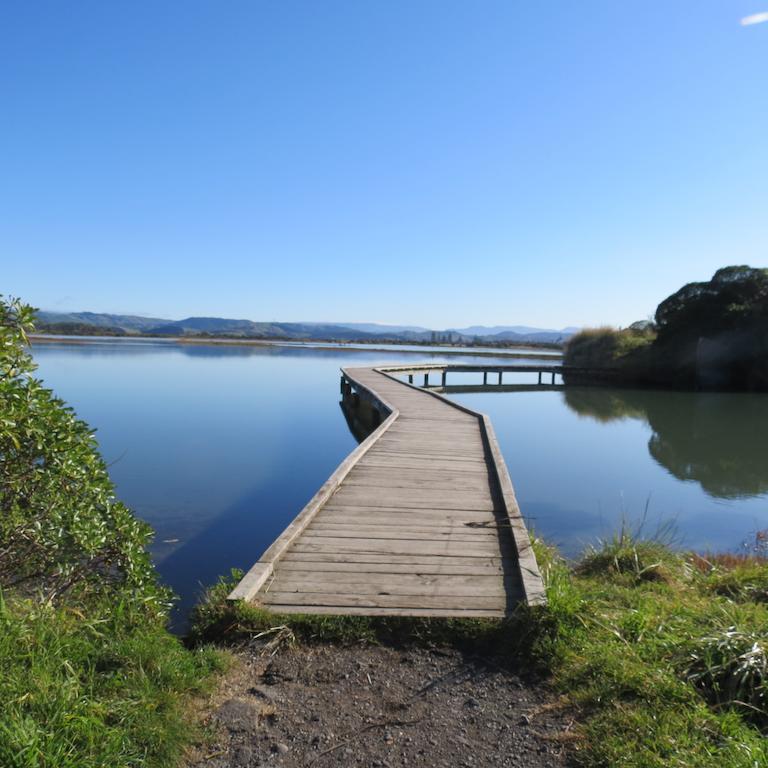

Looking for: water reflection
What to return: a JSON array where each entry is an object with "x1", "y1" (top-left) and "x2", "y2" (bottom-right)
[{"x1": 564, "y1": 388, "x2": 768, "y2": 500}]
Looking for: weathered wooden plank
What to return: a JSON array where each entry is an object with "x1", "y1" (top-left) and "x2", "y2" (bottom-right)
[
  {"x1": 262, "y1": 605, "x2": 506, "y2": 617},
  {"x1": 327, "y1": 491, "x2": 496, "y2": 512},
  {"x1": 356, "y1": 457, "x2": 490, "y2": 473},
  {"x1": 320, "y1": 504, "x2": 496, "y2": 518},
  {"x1": 279, "y1": 551, "x2": 509, "y2": 566},
  {"x1": 273, "y1": 560, "x2": 505, "y2": 575},
  {"x1": 342, "y1": 474, "x2": 493, "y2": 491},
  {"x1": 315, "y1": 518, "x2": 502, "y2": 533},
  {"x1": 377, "y1": 434, "x2": 485, "y2": 446},
  {"x1": 267, "y1": 575, "x2": 507, "y2": 597},
  {"x1": 363, "y1": 449, "x2": 487, "y2": 463},
  {"x1": 348, "y1": 464, "x2": 490, "y2": 478},
  {"x1": 301, "y1": 527, "x2": 495, "y2": 542},
  {"x1": 261, "y1": 592, "x2": 506, "y2": 610},
  {"x1": 289, "y1": 537, "x2": 509, "y2": 557},
  {"x1": 309, "y1": 521, "x2": 500, "y2": 535}
]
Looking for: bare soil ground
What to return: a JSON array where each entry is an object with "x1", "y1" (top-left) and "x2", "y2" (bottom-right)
[{"x1": 186, "y1": 636, "x2": 575, "y2": 768}]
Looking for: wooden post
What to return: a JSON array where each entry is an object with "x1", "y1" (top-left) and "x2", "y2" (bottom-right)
[
  {"x1": 538, "y1": 371, "x2": 542, "y2": 385},
  {"x1": 498, "y1": 371, "x2": 502, "y2": 385},
  {"x1": 441, "y1": 370, "x2": 447, "y2": 387},
  {"x1": 424, "y1": 373, "x2": 429, "y2": 387},
  {"x1": 551, "y1": 371, "x2": 556, "y2": 385},
  {"x1": 483, "y1": 371, "x2": 487, "y2": 385},
  {"x1": 408, "y1": 374, "x2": 413, "y2": 384}
]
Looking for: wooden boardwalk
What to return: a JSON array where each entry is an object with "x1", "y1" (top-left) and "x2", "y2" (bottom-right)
[{"x1": 229, "y1": 366, "x2": 545, "y2": 617}]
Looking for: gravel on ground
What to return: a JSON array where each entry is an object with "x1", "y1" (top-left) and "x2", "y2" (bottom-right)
[{"x1": 185, "y1": 633, "x2": 576, "y2": 768}]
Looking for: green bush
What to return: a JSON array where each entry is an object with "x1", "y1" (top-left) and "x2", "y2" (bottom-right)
[
  {"x1": 0, "y1": 297, "x2": 225, "y2": 766},
  {"x1": 0, "y1": 297, "x2": 167, "y2": 613}
]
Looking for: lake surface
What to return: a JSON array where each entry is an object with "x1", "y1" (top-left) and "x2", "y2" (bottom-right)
[{"x1": 32, "y1": 339, "x2": 768, "y2": 625}]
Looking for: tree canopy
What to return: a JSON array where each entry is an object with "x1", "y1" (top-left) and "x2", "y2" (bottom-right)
[{"x1": 655, "y1": 266, "x2": 768, "y2": 338}]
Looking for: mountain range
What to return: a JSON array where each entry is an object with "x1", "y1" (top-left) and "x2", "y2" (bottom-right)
[{"x1": 36, "y1": 311, "x2": 576, "y2": 345}]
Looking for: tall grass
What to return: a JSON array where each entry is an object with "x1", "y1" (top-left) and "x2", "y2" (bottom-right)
[
  {"x1": 526, "y1": 534, "x2": 768, "y2": 766},
  {"x1": 564, "y1": 325, "x2": 655, "y2": 369},
  {"x1": 0, "y1": 592, "x2": 225, "y2": 768}
]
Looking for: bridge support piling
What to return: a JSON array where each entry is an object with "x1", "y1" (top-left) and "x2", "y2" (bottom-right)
[
  {"x1": 424, "y1": 373, "x2": 429, "y2": 387},
  {"x1": 441, "y1": 371, "x2": 447, "y2": 387},
  {"x1": 498, "y1": 371, "x2": 503, "y2": 385},
  {"x1": 538, "y1": 371, "x2": 542, "y2": 385},
  {"x1": 408, "y1": 374, "x2": 413, "y2": 384},
  {"x1": 551, "y1": 371, "x2": 556, "y2": 385},
  {"x1": 483, "y1": 372, "x2": 487, "y2": 385}
]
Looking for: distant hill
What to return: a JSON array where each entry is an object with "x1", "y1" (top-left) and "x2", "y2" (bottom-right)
[
  {"x1": 448, "y1": 325, "x2": 571, "y2": 336},
  {"x1": 306, "y1": 322, "x2": 430, "y2": 335},
  {"x1": 37, "y1": 311, "x2": 168, "y2": 332},
  {"x1": 35, "y1": 311, "x2": 575, "y2": 345}
]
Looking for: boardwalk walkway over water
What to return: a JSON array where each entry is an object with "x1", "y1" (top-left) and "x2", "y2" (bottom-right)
[{"x1": 229, "y1": 366, "x2": 546, "y2": 616}]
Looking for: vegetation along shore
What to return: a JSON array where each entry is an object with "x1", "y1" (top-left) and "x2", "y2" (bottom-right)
[
  {"x1": 4, "y1": 295, "x2": 768, "y2": 766},
  {"x1": 565, "y1": 266, "x2": 768, "y2": 391}
]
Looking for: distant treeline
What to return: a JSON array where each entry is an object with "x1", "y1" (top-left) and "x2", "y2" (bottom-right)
[
  {"x1": 35, "y1": 323, "x2": 564, "y2": 350},
  {"x1": 38, "y1": 322, "x2": 131, "y2": 336},
  {"x1": 564, "y1": 265, "x2": 768, "y2": 390}
]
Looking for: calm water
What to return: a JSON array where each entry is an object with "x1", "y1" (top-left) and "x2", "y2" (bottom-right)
[
  {"x1": 277, "y1": 341, "x2": 563, "y2": 356},
  {"x1": 32, "y1": 340, "x2": 768, "y2": 623}
]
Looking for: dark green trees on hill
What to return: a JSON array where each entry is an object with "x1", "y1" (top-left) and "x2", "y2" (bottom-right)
[{"x1": 565, "y1": 266, "x2": 768, "y2": 390}]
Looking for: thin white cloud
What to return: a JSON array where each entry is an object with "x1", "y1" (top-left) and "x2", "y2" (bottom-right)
[{"x1": 741, "y1": 11, "x2": 768, "y2": 25}]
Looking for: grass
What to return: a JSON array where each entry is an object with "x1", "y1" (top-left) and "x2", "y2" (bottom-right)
[
  {"x1": 192, "y1": 540, "x2": 768, "y2": 768},
  {"x1": 0, "y1": 592, "x2": 227, "y2": 768},
  {"x1": 564, "y1": 326, "x2": 656, "y2": 370},
  {"x1": 527, "y1": 536, "x2": 768, "y2": 767}
]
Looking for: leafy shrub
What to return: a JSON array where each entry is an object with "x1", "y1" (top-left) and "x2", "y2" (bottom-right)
[{"x1": 0, "y1": 297, "x2": 168, "y2": 613}]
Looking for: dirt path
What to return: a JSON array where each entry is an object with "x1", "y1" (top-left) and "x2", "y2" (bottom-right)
[{"x1": 186, "y1": 638, "x2": 574, "y2": 768}]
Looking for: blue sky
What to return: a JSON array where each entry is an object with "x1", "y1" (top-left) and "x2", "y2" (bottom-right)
[{"x1": 2, "y1": 1, "x2": 767, "y2": 329}]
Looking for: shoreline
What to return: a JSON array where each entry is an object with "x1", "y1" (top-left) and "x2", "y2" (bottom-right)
[{"x1": 29, "y1": 334, "x2": 563, "y2": 361}]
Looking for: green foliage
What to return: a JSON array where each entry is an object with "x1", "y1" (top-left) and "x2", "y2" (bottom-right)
[
  {"x1": 564, "y1": 325, "x2": 655, "y2": 370},
  {"x1": 655, "y1": 266, "x2": 768, "y2": 335},
  {"x1": 0, "y1": 296, "x2": 227, "y2": 766},
  {"x1": 528, "y1": 532, "x2": 768, "y2": 766},
  {"x1": 565, "y1": 266, "x2": 768, "y2": 390},
  {"x1": 0, "y1": 296, "x2": 168, "y2": 612},
  {"x1": 0, "y1": 592, "x2": 224, "y2": 768}
]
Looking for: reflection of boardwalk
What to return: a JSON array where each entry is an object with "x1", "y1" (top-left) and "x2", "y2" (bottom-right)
[{"x1": 230, "y1": 366, "x2": 545, "y2": 617}]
